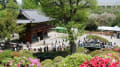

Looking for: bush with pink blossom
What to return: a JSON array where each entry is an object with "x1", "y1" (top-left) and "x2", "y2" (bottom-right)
[
  {"x1": 100, "y1": 53, "x2": 120, "y2": 63},
  {"x1": 3, "y1": 57, "x2": 42, "y2": 67},
  {"x1": 80, "y1": 56, "x2": 120, "y2": 67},
  {"x1": 0, "y1": 50, "x2": 3, "y2": 53}
]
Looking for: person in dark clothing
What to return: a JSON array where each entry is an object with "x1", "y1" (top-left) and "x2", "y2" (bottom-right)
[
  {"x1": 47, "y1": 46, "x2": 49, "y2": 52},
  {"x1": 34, "y1": 48, "x2": 36, "y2": 52},
  {"x1": 43, "y1": 40, "x2": 45, "y2": 45},
  {"x1": 40, "y1": 47, "x2": 42, "y2": 52},
  {"x1": 44, "y1": 47, "x2": 46, "y2": 52},
  {"x1": 78, "y1": 40, "x2": 80, "y2": 45},
  {"x1": 55, "y1": 40, "x2": 57, "y2": 44}
]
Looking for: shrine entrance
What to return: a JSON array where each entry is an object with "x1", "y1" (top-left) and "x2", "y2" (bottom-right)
[
  {"x1": 32, "y1": 34, "x2": 37, "y2": 43},
  {"x1": 37, "y1": 32, "x2": 43, "y2": 40},
  {"x1": 44, "y1": 32, "x2": 47, "y2": 38}
]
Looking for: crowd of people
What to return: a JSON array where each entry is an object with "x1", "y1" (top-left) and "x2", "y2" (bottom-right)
[
  {"x1": 77, "y1": 36, "x2": 116, "y2": 48},
  {"x1": 111, "y1": 33, "x2": 120, "y2": 39},
  {"x1": 0, "y1": 33, "x2": 118, "y2": 52},
  {"x1": 19, "y1": 39, "x2": 70, "y2": 52}
]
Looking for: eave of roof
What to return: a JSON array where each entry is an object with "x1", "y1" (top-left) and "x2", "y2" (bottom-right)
[{"x1": 17, "y1": 9, "x2": 52, "y2": 24}]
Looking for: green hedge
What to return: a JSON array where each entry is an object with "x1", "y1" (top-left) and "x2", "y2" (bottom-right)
[
  {"x1": 87, "y1": 35, "x2": 109, "y2": 43},
  {"x1": 41, "y1": 59, "x2": 54, "y2": 67},
  {"x1": 34, "y1": 49, "x2": 70, "y2": 61},
  {"x1": 53, "y1": 56, "x2": 64, "y2": 67},
  {"x1": 76, "y1": 47, "x2": 88, "y2": 54},
  {"x1": 90, "y1": 49, "x2": 118, "y2": 57},
  {"x1": 0, "y1": 50, "x2": 12, "y2": 62},
  {"x1": 19, "y1": 50, "x2": 34, "y2": 58},
  {"x1": 60, "y1": 53, "x2": 92, "y2": 67}
]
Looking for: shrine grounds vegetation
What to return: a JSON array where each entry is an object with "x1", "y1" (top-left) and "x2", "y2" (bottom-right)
[{"x1": 0, "y1": 47, "x2": 120, "y2": 67}]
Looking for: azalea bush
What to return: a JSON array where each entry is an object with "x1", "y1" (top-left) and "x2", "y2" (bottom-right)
[
  {"x1": 1, "y1": 49, "x2": 120, "y2": 67},
  {"x1": 60, "y1": 53, "x2": 92, "y2": 67},
  {"x1": 90, "y1": 50, "x2": 101, "y2": 56},
  {"x1": 76, "y1": 47, "x2": 88, "y2": 54},
  {"x1": 0, "y1": 50, "x2": 12, "y2": 62},
  {"x1": 19, "y1": 50, "x2": 34, "y2": 58},
  {"x1": 0, "y1": 50, "x2": 3, "y2": 53},
  {"x1": 11, "y1": 51, "x2": 20, "y2": 57},
  {"x1": 41, "y1": 59, "x2": 54, "y2": 67},
  {"x1": 100, "y1": 53, "x2": 120, "y2": 63},
  {"x1": 112, "y1": 47, "x2": 120, "y2": 52},
  {"x1": 90, "y1": 49, "x2": 118, "y2": 57},
  {"x1": 80, "y1": 56, "x2": 120, "y2": 67},
  {"x1": 53, "y1": 56, "x2": 64, "y2": 67},
  {"x1": 3, "y1": 57, "x2": 42, "y2": 67}
]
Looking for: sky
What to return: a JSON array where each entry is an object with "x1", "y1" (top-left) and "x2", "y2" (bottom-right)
[
  {"x1": 16, "y1": 0, "x2": 120, "y2": 6},
  {"x1": 98, "y1": 0, "x2": 120, "y2": 6},
  {"x1": 16, "y1": 0, "x2": 22, "y2": 5},
  {"x1": 98, "y1": 0, "x2": 120, "y2": 2}
]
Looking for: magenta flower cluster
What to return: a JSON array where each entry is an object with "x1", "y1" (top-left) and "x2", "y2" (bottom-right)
[
  {"x1": 8, "y1": 57, "x2": 42, "y2": 67},
  {"x1": 80, "y1": 56, "x2": 119, "y2": 67},
  {"x1": 0, "y1": 50, "x2": 3, "y2": 53},
  {"x1": 27, "y1": 57, "x2": 41, "y2": 67}
]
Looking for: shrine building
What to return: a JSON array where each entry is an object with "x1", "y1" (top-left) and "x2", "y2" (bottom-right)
[{"x1": 17, "y1": 9, "x2": 51, "y2": 43}]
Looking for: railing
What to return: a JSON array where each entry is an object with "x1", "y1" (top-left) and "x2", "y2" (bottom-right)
[{"x1": 78, "y1": 43, "x2": 112, "y2": 48}]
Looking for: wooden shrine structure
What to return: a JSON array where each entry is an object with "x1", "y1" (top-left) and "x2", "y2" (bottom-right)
[{"x1": 17, "y1": 9, "x2": 51, "y2": 43}]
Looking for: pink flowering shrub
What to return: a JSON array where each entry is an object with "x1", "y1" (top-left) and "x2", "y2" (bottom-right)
[
  {"x1": 27, "y1": 57, "x2": 41, "y2": 67},
  {"x1": 112, "y1": 47, "x2": 120, "y2": 52},
  {"x1": 105, "y1": 53, "x2": 120, "y2": 63},
  {"x1": 80, "y1": 56, "x2": 119, "y2": 67},
  {"x1": 0, "y1": 50, "x2": 3, "y2": 53},
  {"x1": 8, "y1": 57, "x2": 42, "y2": 67}
]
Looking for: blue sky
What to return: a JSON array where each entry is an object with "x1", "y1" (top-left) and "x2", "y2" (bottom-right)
[{"x1": 98, "y1": 0, "x2": 120, "y2": 2}]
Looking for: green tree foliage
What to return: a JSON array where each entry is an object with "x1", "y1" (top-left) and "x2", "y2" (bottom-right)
[
  {"x1": 22, "y1": 0, "x2": 40, "y2": 9},
  {"x1": 96, "y1": 12, "x2": 116, "y2": 26},
  {"x1": 40, "y1": 0, "x2": 97, "y2": 53},
  {"x1": 87, "y1": 12, "x2": 116, "y2": 27},
  {"x1": 112, "y1": 14, "x2": 120, "y2": 26},
  {"x1": 0, "y1": 0, "x2": 25, "y2": 41},
  {"x1": 85, "y1": 14, "x2": 98, "y2": 31},
  {"x1": 0, "y1": 0, "x2": 7, "y2": 9},
  {"x1": 60, "y1": 53, "x2": 92, "y2": 67}
]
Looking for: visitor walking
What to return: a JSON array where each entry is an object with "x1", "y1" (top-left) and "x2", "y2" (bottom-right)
[{"x1": 43, "y1": 40, "x2": 45, "y2": 45}]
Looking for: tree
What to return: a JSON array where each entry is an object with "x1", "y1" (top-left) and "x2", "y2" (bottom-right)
[
  {"x1": 22, "y1": 0, "x2": 40, "y2": 9},
  {"x1": 0, "y1": 0, "x2": 25, "y2": 42},
  {"x1": 112, "y1": 14, "x2": 120, "y2": 27},
  {"x1": 86, "y1": 14, "x2": 98, "y2": 31},
  {"x1": 87, "y1": 13, "x2": 116, "y2": 27},
  {"x1": 0, "y1": 0, "x2": 8, "y2": 9},
  {"x1": 40, "y1": 0, "x2": 97, "y2": 54},
  {"x1": 96, "y1": 12, "x2": 116, "y2": 26}
]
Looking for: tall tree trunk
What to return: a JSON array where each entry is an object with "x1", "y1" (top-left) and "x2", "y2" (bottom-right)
[
  {"x1": 69, "y1": 39, "x2": 76, "y2": 54},
  {"x1": 68, "y1": 28, "x2": 76, "y2": 54}
]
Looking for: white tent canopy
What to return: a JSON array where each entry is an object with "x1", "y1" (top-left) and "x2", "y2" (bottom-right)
[{"x1": 98, "y1": 26, "x2": 120, "y2": 31}]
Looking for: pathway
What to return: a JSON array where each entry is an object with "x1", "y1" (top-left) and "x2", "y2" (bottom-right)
[{"x1": 23, "y1": 32, "x2": 120, "y2": 50}]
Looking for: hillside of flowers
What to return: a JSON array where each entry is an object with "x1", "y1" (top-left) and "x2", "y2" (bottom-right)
[{"x1": 0, "y1": 47, "x2": 120, "y2": 67}]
